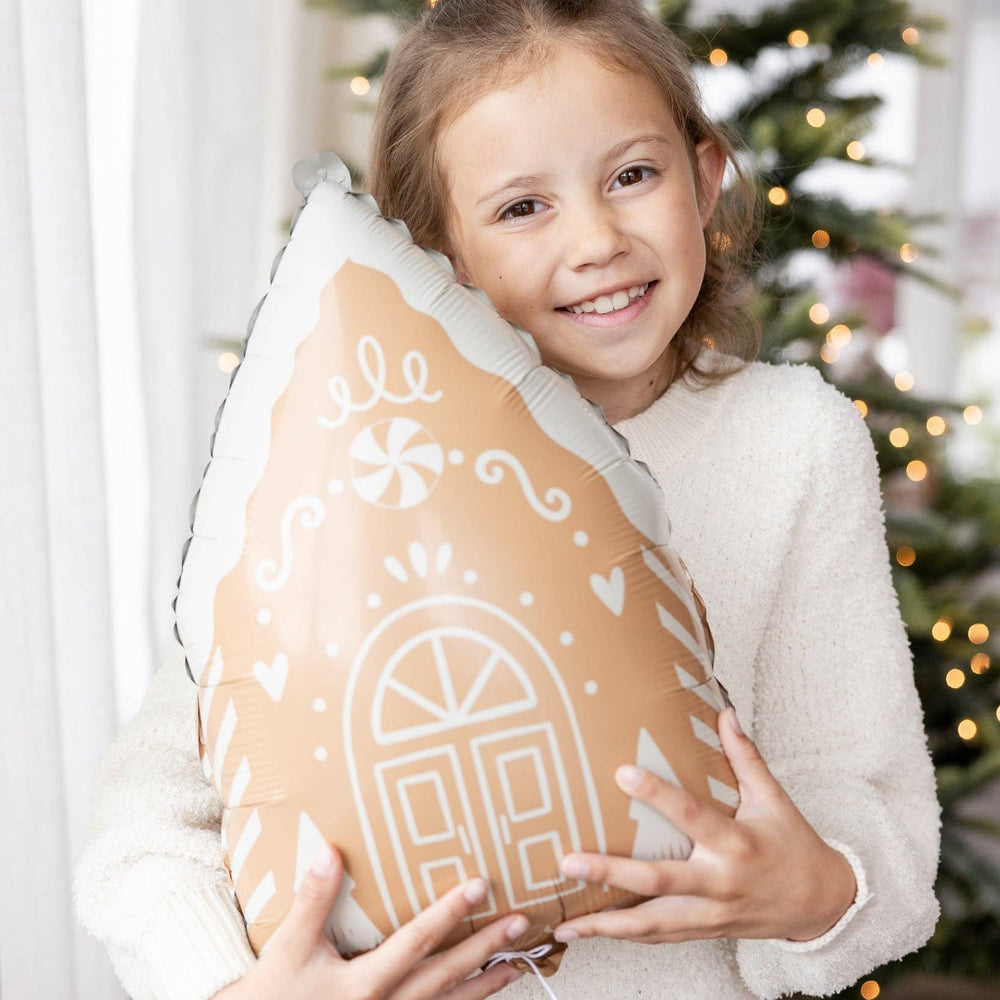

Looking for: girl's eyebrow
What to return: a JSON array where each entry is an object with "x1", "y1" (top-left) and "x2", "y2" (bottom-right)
[
  {"x1": 474, "y1": 133, "x2": 669, "y2": 209},
  {"x1": 475, "y1": 174, "x2": 547, "y2": 209}
]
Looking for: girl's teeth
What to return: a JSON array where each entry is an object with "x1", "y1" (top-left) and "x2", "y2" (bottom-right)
[{"x1": 568, "y1": 283, "x2": 648, "y2": 315}]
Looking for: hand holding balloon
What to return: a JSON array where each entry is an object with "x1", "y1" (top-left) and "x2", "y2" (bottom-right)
[
  {"x1": 553, "y1": 708, "x2": 857, "y2": 946},
  {"x1": 211, "y1": 845, "x2": 526, "y2": 1000}
]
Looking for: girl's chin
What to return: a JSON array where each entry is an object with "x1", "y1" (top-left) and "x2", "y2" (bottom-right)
[{"x1": 548, "y1": 345, "x2": 670, "y2": 379}]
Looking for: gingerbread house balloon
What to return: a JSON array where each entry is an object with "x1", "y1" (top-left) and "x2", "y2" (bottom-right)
[{"x1": 173, "y1": 151, "x2": 739, "y2": 969}]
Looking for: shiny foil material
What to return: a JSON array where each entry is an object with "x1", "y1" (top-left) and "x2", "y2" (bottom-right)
[{"x1": 173, "y1": 152, "x2": 738, "y2": 969}]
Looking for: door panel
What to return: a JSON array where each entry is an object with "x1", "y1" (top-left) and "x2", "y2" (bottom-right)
[
  {"x1": 375, "y1": 746, "x2": 496, "y2": 919},
  {"x1": 471, "y1": 724, "x2": 586, "y2": 907}
]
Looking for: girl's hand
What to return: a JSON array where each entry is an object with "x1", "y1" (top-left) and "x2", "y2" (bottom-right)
[
  {"x1": 212, "y1": 845, "x2": 526, "y2": 1000},
  {"x1": 552, "y1": 707, "x2": 857, "y2": 946}
]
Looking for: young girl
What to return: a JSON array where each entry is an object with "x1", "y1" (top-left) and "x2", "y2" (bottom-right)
[{"x1": 73, "y1": 2, "x2": 942, "y2": 999}]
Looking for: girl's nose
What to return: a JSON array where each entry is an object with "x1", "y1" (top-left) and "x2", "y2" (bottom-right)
[{"x1": 564, "y1": 204, "x2": 631, "y2": 270}]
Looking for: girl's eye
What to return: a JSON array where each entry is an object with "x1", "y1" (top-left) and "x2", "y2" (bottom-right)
[
  {"x1": 499, "y1": 199, "x2": 542, "y2": 222},
  {"x1": 614, "y1": 166, "x2": 654, "y2": 188}
]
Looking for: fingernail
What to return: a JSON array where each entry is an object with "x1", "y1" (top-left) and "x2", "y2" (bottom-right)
[
  {"x1": 464, "y1": 878, "x2": 488, "y2": 905},
  {"x1": 728, "y1": 708, "x2": 744, "y2": 736},
  {"x1": 311, "y1": 844, "x2": 335, "y2": 877},
  {"x1": 553, "y1": 927, "x2": 579, "y2": 943},
  {"x1": 616, "y1": 765, "x2": 642, "y2": 790},
  {"x1": 506, "y1": 914, "x2": 529, "y2": 940},
  {"x1": 562, "y1": 856, "x2": 590, "y2": 879}
]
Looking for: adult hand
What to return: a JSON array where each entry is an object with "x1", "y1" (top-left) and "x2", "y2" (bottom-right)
[
  {"x1": 552, "y1": 707, "x2": 857, "y2": 946},
  {"x1": 212, "y1": 844, "x2": 526, "y2": 1000}
]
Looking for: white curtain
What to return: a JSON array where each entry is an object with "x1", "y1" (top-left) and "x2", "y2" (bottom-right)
[
  {"x1": 2, "y1": 0, "x2": 387, "y2": 995},
  {"x1": 1, "y1": 0, "x2": 121, "y2": 996}
]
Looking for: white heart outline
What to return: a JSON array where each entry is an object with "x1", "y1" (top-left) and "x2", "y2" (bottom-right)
[
  {"x1": 590, "y1": 566, "x2": 625, "y2": 616},
  {"x1": 254, "y1": 652, "x2": 289, "y2": 701}
]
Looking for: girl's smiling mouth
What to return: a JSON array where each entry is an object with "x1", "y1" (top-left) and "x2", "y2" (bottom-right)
[{"x1": 558, "y1": 281, "x2": 657, "y2": 325}]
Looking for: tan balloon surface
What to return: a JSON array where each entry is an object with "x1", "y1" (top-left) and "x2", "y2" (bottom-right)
[{"x1": 181, "y1": 156, "x2": 738, "y2": 973}]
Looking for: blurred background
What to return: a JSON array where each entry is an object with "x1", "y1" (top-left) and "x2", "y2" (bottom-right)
[{"x1": 2, "y1": 0, "x2": 998, "y2": 996}]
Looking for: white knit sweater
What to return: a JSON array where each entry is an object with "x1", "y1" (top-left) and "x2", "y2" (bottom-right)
[{"x1": 73, "y1": 354, "x2": 942, "y2": 1000}]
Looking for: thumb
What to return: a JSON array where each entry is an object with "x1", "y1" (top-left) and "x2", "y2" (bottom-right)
[{"x1": 273, "y1": 843, "x2": 344, "y2": 962}]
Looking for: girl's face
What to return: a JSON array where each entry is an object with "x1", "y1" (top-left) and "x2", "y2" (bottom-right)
[{"x1": 438, "y1": 46, "x2": 725, "y2": 423}]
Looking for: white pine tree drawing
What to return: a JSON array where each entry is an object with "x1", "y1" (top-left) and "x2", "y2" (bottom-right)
[
  {"x1": 295, "y1": 811, "x2": 385, "y2": 955},
  {"x1": 629, "y1": 728, "x2": 693, "y2": 861}
]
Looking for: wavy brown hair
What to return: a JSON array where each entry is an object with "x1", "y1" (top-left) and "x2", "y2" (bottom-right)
[{"x1": 368, "y1": 0, "x2": 762, "y2": 391}]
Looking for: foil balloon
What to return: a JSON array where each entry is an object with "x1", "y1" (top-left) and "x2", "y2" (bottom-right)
[{"x1": 173, "y1": 151, "x2": 739, "y2": 972}]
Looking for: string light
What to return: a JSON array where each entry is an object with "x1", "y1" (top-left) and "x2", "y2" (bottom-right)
[
  {"x1": 846, "y1": 141, "x2": 866, "y2": 160},
  {"x1": 906, "y1": 460, "x2": 928, "y2": 482},
  {"x1": 896, "y1": 546, "x2": 916, "y2": 567},
  {"x1": 711, "y1": 231, "x2": 734, "y2": 252},
  {"x1": 828, "y1": 324, "x2": 852, "y2": 347},
  {"x1": 812, "y1": 230, "x2": 831, "y2": 249},
  {"x1": 958, "y1": 719, "x2": 977, "y2": 741},
  {"x1": 768, "y1": 186, "x2": 789, "y2": 205},
  {"x1": 788, "y1": 29, "x2": 810, "y2": 47},
  {"x1": 868, "y1": 52, "x2": 884, "y2": 67},
  {"x1": 895, "y1": 371, "x2": 915, "y2": 391},
  {"x1": 889, "y1": 427, "x2": 910, "y2": 448},
  {"x1": 854, "y1": 399, "x2": 868, "y2": 417},
  {"x1": 946, "y1": 668, "x2": 965, "y2": 689},
  {"x1": 350, "y1": 76, "x2": 371, "y2": 96},
  {"x1": 217, "y1": 352, "x2": 239, "y2": 373},
  {"x1": 964, "y1": 405, "x2": 982, "y2": 425},
  {"x1": 926, "y1": 415, "x2": 947, "y2": 435},
  {"x1": 971, "y1": 653, "x2": 991, "y2": 674},
  {"x1": 861, "y1": 981, "x2": 881, "y2": 1000},
  {"x1": 969, "y1": 623, "x2": 990, "y2": 645},
  {"x1": 820, "y1": 344, "x2": 839, "y2": 364},
  {"x1": 902, "y1": 26, "x2": 920, "y2": 45},
  {"x1": 809, "y1": 303, "x2": 830, "y2": 324},
  {"x1": 932, "y1": 619, "x2": 953, "y2": 641},
  {"x1": 806, "y1": 107, "x2": 827, "y2": 127},
  {"x1": 709, "y1": 48, "x2": 728, "y2": 66},
  {"x1": 900, "y1": 243, "x2": 919, "y2": 263}
]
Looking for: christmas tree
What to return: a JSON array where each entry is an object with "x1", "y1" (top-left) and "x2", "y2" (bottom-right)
[{"x1": 303, "y1": 0, "x2": 1000, "y2": 994}]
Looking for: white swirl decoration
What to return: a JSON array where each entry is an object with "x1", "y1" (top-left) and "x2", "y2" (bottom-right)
[
  {"x1": 255, "y1": 496, "x2": 326, "y2": 592},
  {"x1": 474, "y1": 449, "x2": 571, "y2": 522},
  {"x1": 318, "y1": 335, "x2": 442, "y2": 431},
  {"x1": 350, "y1": 417, "x2": 445, "y2": 509}
]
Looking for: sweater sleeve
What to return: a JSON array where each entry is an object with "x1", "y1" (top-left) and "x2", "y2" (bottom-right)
[
  {"x1": 734, "y1": 381, "x2": 942, "y2": 1000},
  {"x1": 72, "y1": 643, "x2": 257, "y2": 1000}
]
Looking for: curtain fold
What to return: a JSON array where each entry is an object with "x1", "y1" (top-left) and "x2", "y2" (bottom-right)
[
  {"x1": 0, "y1": 0, "x2": 122, "y2": 996},
  {"x1": 2, "y1": 0, "x2": 385, "y2": 994}
]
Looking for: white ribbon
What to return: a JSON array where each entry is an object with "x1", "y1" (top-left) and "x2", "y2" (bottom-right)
[{"x1": 484, "y1": 943, "x2": 560, "y2": 1000}]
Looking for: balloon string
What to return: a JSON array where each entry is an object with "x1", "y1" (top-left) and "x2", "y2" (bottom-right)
[{"x1": 484, "y1": 944, "x2": 560, "y2": 1000}]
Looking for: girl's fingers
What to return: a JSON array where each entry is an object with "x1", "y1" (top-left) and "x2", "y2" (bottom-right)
[
  {"x1": 392, "y1": 911, "x2": 530, "y2": 1000},
  {"x1": 554, "y1": 894, "x2": 719, "y2": 944},
  {"x1": 614, "y1": 765, "x2": 730, "y2": 845},
  {"x1": 437, "y1": 963, "x2": 525, "y2": 1000},
  {"x1": 271, "y1": 844, "x2": 348, "y2": 966},
  {"x1": 560, "y1": 851, "x2": 704, "y2": 898},
  {"x1": 355, "y1": 878, "x2": 493, "y2": 996}
]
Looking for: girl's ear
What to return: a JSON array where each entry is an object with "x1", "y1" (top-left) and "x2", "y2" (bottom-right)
[{"x1": 695, "y1": 140, "x2": 727, "y2": 228}]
